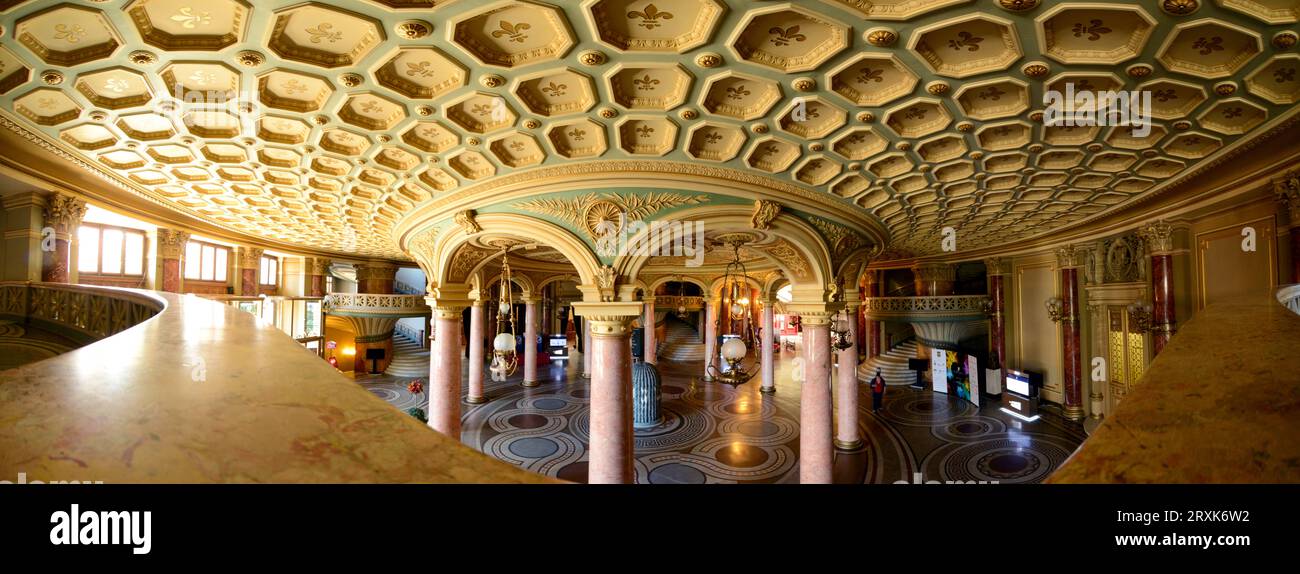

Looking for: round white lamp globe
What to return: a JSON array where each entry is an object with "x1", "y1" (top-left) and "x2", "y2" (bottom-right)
[
  {"x1": 721, "y1": 338, "x2": 747, "y2": 361},
  {"x1": 498, "y1": 301, "x2": 511, "y2": 315},
  {"x1": 493, "y1": 332, "x2": 515, "y2": 352}
]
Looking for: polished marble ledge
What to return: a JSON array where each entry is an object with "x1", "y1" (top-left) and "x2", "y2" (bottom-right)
[
  {"x1": 0, "y1": 288, "x2": 551, "y2": 484},
  {"x1": 1049, "y1": 292, "x2": 1300, "y2": 483}
]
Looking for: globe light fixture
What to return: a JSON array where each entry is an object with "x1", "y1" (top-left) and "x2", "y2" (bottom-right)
[
  {"x1": 706, "y1": 239, "x2": 758, "y2": 387},
  {"x1": 492, "y1": 249, "x2": 519, "y2": 376}
]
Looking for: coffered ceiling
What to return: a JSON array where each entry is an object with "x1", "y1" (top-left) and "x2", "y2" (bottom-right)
[{"x1": 0, "y1": 0, "x2": 1297, "y2": 261}]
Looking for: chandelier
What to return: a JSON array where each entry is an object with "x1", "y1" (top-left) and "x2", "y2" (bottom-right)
[
  {"x1": 492, "y1": 250, "x2": 519, "y2": 376},
  {"x1": 1127, "y1": 299, "x2": 1154, "y2": 333},
  {"x1": 707, "y1": 239, "x2": 758, "y2": 387},
  {"x1": 674, "y1": 274, "x2": 689, "y2": 320},
  {"x1": 830, "y1": 308, "x2": 854, "y2": 351}
]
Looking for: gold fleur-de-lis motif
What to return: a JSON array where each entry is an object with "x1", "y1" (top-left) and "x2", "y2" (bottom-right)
[
  {"x1": 1074, "y1": 79, "x2": 1096, "y2": 92},
  {"x1": 726, "y1": 84, "x2": 751, "y2": 101},
  {"x1": 509, "y1": 141, "x2": 526, "y2": 152},
  {"x1": 283, "y1": 79, "x2": 307, "y2": 95},
  {"x1": 170, "y1": 7, "x2": 212, "y2": 29},
  {"x1": 405, "y1": 61, "x2": 434, "y2": 78},
  {"x1": 36, "y1": 97, "x2": 56, "y2": 110},
  {"x1": 978, "y1": 86, "x2": 1006, "y2": 101},
  {"x1": 904, "y1": 106, "x2": 927, "y2": 120},
  {"x1": 1274, "y1": 68, "x2": 1296, "y2": 83},
  {"x1": 768, "y1": 25, "x2": 807, "y2": 48},
  {"x1": 104, "y1": 78, "x2": 130, "y2": 93},
  {"x1": 763, "y1": 144, "x2": 782, "y2": 156},
  {"x1": 568, "y1": 128, "x2": 586, "y2": 141},
  {"x1": 188, "y1": 70, "x2": 215, "y2": 86},
  {"x1": 995, "y1": 126, "x2": 1013, "y2": 137},
  {"x1": 636, "y1": 125, "x2": 655, "y2": 138},
  {"x1": 947, "y1": 30, "x2": 984, "y2": 52},
  {"x1": 1071, "y1": 19, "x2": 1111, "y2": 42},
  {"x1": 626, "y1": 4, "x2": 674, "y2": 31},
  {"x1": 1153, "y1": 89, "x2": 1178, "y2": 103},
  {"x1": 807, "y1": 160, "x2": 823, "y2": 170},
  {"x1": 464, "y1": 155, "x2": 479, "y2": 165},
  {"x1": 848, "y1": 133, "x2": 866, "y2": 144},
  {"x1": 490, "y1": 20, "x2": 531, "y2": 44},
  {"x1": 1185, "y1": 136, "x2": 1202, "y2": 146},
  {"x1": 418, "y1": 127, "x2": 440, "y2": 139},
  {"x1": 1193, "y1": 36, "x2": 1224, "y2": 56},
  {"x1": 306, "y1": 23, "x2": 343, "y2": 44},
  {"x1": 360, "y1": 100, "x2": 383, "y2": 114},
  {"x1": 53, "y1": 24, "x2": 86, "y2": 44},
  {"x1": 1222, "y1": 107, "x2": 1243, "y2": 119},
  {"x1": 856, "y1": 67, "x2": 884, "y2": 84},
  {"x1": 634, "y1": 74, "x2": 660, "y2": 91},
  {"x1": 704, "y1": 132, "x2": 723, "y2": 144},
  {"x1": 472, "y1": 103, "x2": 494, "y2": 116},
  {"x1": 541, "y1": 81, "x2": 567, "y2": 97}
]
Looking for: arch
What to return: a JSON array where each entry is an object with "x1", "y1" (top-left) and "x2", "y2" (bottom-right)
[
  {"x1": 416, "y1": 213, "x2": 604, "y2": 303},
  {"x1": 707, "y1": 273, "x2": 766, "y2": 298},
  {"x1": 646, "y1": 274, "x2": 709, "y2": 295},
  {"x1": 534, "y1": 272, "x2": 582, "y2": 292},
  {"x1": 483, "y1": 270, "x2": 535, "y2": 299},
  {"x1": 762, "y1": 271, "x2": 790, "y2": 303},
  {"x1": 614, "y1": 205, "x2": 835, "y2": 303}
]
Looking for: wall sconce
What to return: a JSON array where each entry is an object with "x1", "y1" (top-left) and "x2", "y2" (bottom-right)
[
  {"x1": 1045, "y1": 297, "x2": 1066, "y2": 323},
  {"x1": 1127, "y1": 300, "x2": 1154, "y2": 333}
]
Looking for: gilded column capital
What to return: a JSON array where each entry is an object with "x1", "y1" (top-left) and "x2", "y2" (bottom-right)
[
  {"x1": 238, "y1": 246, "x2": 264, "y2": 269},
  {"x1": 42, "y1": 192, "x2": 87, "y2": 235},
  {"x1": 1055, "y1": 245, "x2": 1084, "y2": 269},
  {"x1": 1138, "y1": 220, "x2": 1175, "y2": 256},
  {"x1": 572, "y1": 301, "x2": 643, "y2": 337},
  {"x1": 156, "y1": 228, "x2": 190, "y2": 259},
  {"x1": 983, "y1": 256, "x2": 1010, "y2": 276},
  {"x1": 1275, "y1": 170, "x2": 1300, "y2": 223},
  {"x1": 308, "y1": 257, "x2": 332, "y2": 276},
  {"x1": 426, "y1": 295, "x2": 470, "y2": 319},
  {"x1": 797, "y1": 311, "x2": 837, "y2": 326}
]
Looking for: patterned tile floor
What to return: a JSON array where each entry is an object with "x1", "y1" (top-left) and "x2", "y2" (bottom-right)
[{"x1": 354, "y1": 347, "x2": 1085, "y2": 484}]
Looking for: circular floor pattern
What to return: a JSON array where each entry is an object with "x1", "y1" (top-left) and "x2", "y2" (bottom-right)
[
  {"x1": 937, "y1": 437, "x2": 1076, "y2": 484},
  {"x1": 647, "y1": 463, "x2": 707, "y2": 484},
  {"x1": 509, "y1": 437, "x2": 560, "y2": 459},
  {"x1": 932, "y1": 416, "x2": 1008, "y2": 442}
]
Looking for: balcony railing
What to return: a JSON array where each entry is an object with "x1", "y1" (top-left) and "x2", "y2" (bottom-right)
[
  {"x1": 862, "y1": 295, "x2": 990, "y2": 322},
  {"x1": 1277, "y1": 283, "x2": 1300, "y2": 316},
  {"x1": 0, "y1": 281, "x2": 163, "y2": 343},
  {"x1": 654, "y1": 295, "x2": 704, "y2": 311},
  {"x1": 325, "y1": 293, "x2": 429, "y2": 317}
]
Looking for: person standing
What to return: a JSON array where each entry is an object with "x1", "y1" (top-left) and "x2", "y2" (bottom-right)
[{"x1": 871, "y1": 368, "x2": 886, "y2": 413}]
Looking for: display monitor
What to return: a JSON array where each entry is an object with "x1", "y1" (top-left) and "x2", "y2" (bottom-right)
[{"x1": 1006, "y1": 369, "x2": 1032, "y2": 397}]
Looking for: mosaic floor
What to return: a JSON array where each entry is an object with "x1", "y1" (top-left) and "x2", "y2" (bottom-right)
[{"x1": 354, "y1": 347, "x2": 1085, "y2": 484}]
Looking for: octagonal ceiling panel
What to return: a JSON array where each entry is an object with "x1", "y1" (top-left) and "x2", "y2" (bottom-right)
[
  {"x1": 730, "y1": 5, "x2": 848, "y2": 73},
  {"x1": 126, "y1": 0, "x2": 250, "y2": 51},
  {"x1": 608, "y1": 64, "x2": 692, "y2": 111},
  {"x1": 590, "y1": 0, "x2": 726, "y2": 52},
  {"x1": 1244, "y1": 55, "x2": 1300, "y2": 104},
  {"x1": 1155, "y1": 19, "x2": 1262, "y2": 79},
  {"x1": 515, "y1": 68, "x2": 597, "y2": 117},
  {"x1": 686, "y1": 122, "x2": 746, "y2": 162},
  {"x1": 268, "y1": 4, "x2": 382, "y2": 69},
  {"x1": 375, "y1": 48, "x2": 467, "y2": 100},
  {"x1": 1037, "y1": 3, "x2": 1156, "y2": 65},
  {"x1": 910, "y1": 13, "x2": 1021, "y2": 79},
  {"x1": 15, "y1": 4, "x2": 121, "y2": 66},
  {"x1": 827, "y1": 54, "x2": 918, "y2": 108},
  {"x1": 452, "y1": 1, "x2": 575, "y2": 68},
  {"x1": 700, "y1": 72, "x2": 781, "y2": 121}
]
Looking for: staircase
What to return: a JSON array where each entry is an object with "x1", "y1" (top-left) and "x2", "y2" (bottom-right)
[
  {"x1": 656, "y1": 318, "x2": 706, "y2": 362},
  {"x1": 858, "y1": 338, "x2": 921, "y2": 387},
  {"x1": 385, "y1": 331, "x2": 429, "y2": 377}
]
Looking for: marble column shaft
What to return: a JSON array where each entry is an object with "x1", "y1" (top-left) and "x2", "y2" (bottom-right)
[
  {"x1": 587, "y1": 315, "x2": 637, "y2": 484},
  {"x1": 760, "y1": 304, "x2": 775, "y2": 394},
  {"x1": 703, "y1": 298, "x2": 718, "y2": 381},
  {"x1": 466, "y1": 302, "x2": 486, "y2": 404},
  {"x1": 41, "y1": 193, "x2": 87, "y2": 284},
  {"x1": 430, "y1": 308, "x2": 464, "y2": 438},
  {"x1": 800, "y1": 316, "x2": 833, "y2": 484},
  {"x1": 1150, "y1": 254, "x2": 1176, "y2": 356},
  {"x1": 643, "y1": 298, "x2": 657, "y2": 364},
  {"x1": 1061, "y1": 267, "x2": 1084, "y2": 420},
  {"x1": 523, "y1": 299, "x2": 538, "y2": 387},
  {"x1": 835, "y1": 306, "x2": 861, "y2": 450}
]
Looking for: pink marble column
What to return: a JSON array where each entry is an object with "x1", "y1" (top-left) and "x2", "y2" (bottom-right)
[
  {"x1": 429, "y1": 307, "x2": 464, "y2": 437},
  {"x1": 702, "y1": 298, "x2": 718, "y2": 381},
  {"x1": 466, "y1": 302, "x2": 486, "y2": 404},
  {"x1": 582, "y1": 318, "x2": 592, "y2": 379},
  {"x1": 643, "y1": 297, "x2": 657, "y2": 364},
  {"x1": 760, "y1": 304, "x2": 775, "y2": 394},
  {"x1": 587, "y1": 315, "x2": 636, "y2": 484},
  {"x1": 523, "y1": 298, "x2": 539, "y2": 387},
  {"x1": 800, "y1": 313, "x2": 834, "y2": 484},
  {"x1": 835, "y1": 305, "x2": 861, "y2": 450}
]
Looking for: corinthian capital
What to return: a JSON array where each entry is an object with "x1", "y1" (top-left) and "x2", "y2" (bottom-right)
[
  {"x1": 1276, "y1": 170, "x2": 1300, "y2": 222},
  {"x1": 156, "y1": 228, "x2": 190, "y2": 259},
  {"x1": 42, "y1": 193, "x2": 87, "y2": 234},
  {"x1": 1055, "y1": 245, "x2": 1083, "y2": 269},
  {"x1": 1139, "y1": 220, "x2": 1175, "y2": 256}
]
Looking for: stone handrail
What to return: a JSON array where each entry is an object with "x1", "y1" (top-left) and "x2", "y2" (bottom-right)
[
  {"x1": 862, "y1": 295, "x2": 990, "y2": 323},
  {"x1": 0, "y1": 281, "x2": 163, "y2": 344},
  {"x1": 325, "y1": 293, "x2": 430, "y2": 317},
  {"x1": 1048, "y1": 290, "x2": 1300, "y2": 483},
  {"x1": 0, "y1": 285, "x2": 547, "y2": 483}
]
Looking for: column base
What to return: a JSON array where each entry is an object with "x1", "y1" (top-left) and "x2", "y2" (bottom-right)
[
  {"x1": 521, "y1": 380, "x2": 540, "y2": 388},
  {"x1": 465, "y1": 396, "x2": 488, "y2": 405},
  {"x1": 702, "y1": 374, "x2": 714, "y2": 382},
  {"x1": 1063, "y1": 405, "x2": 1086, "y2": 421},
  {"x1": 834, "y1": 439, "x2": 863, "y2": 451},
  {"x1": 581, "y1": 372, "x2": 591, "y2": 379},
  {"x1": 760, "y1": 386, "x2": 776, "y2": 395}
]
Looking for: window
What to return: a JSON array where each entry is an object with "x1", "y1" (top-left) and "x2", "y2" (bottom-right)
[
  {"x1": 260, "y1": 256, "x2": 279, "y2": 286},
  {"x1": 77, "y1": 223, "x2": 146, "y2": 276},
  {"x1": 184, "y1": 240, "x2": 229, "y2": 282}
]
